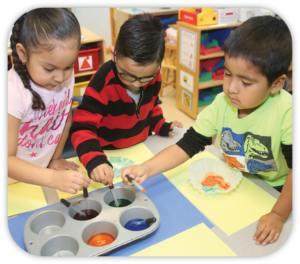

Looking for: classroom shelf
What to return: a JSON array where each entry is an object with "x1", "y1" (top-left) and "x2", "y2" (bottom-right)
[
  {"x1": 198, "y1": 80, "x2": 224, "y2": 90},
  {"x1": 176, "y1": 21, "x2": 242, "y2": 119},
  {"x1": 199, "y1": 51, "x2": 225, "y2": 60},
  {"x1": 112, "y1": 8, "x2": 180, "y2": 46},
  {"x1": 175, "y1": 19, "x2": 293, "y2": 120},
  {"x1": 74, "y1": 27, "x2": 106, "y2": 82}
]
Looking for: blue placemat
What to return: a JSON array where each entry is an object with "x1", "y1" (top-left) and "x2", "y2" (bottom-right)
[{"x1": 8, "y1": 173, "x2": 213, "y2": 256}]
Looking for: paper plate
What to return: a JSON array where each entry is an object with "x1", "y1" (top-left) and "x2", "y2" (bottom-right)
[
  {"x1": 188, "y1": 158, "x2": 242, "y2": 194},
  {"x1": 108, "y1": 157, "x2": 138, "y2": 177}
]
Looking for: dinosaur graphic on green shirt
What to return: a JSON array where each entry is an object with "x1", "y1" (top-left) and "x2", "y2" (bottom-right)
[{"x1": 244, "y1": 135, "x2": 268, "y2": 159}]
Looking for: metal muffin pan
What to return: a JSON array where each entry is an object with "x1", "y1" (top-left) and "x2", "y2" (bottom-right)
[{"x1": 24, "y1": 184, "x2": 160, "y2": 256}]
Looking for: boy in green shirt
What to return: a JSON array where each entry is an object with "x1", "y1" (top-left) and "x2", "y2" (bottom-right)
[{"x1": 121, "y1": 16, "x2": 292, "y2": 246}]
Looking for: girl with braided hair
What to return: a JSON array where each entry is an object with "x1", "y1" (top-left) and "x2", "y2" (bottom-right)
[{"x1": 8, "y1": 8, "x2": 90, "y2": 194}]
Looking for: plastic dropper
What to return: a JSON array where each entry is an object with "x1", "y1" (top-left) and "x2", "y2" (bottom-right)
[
  {"x1": 109, "y1": 184, "x2": 119, "y2": 207},
  {"x1": 83, "y1": 187, "x2": 90, "y2": 215},
  {"x1": 125, "y1": 174, "x2": 146, "y2": 193},
  {"x1": 60, "y1": 198, "x2": 87, "y2": 218}
]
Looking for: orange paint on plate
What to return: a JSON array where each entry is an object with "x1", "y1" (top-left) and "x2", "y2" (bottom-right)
[
  {"x1": 87, "y1": 233, "x2": 115, "y2": 247},
  {"x1": 201, "y1": 172, "x2": 231, "y2": 190}
]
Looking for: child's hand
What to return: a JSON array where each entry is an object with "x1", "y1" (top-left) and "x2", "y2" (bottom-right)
[
  {"x1": 253, "y1": 211, "x2": 284, "y2": 246},
  {"x1": 90, "y1": 164, "x2": 114, "y2": 186},
  {"x1": 121, "y1": 166, "x2": 148, "y2": 185},
  {"x1": 169, "y1": 120, "x2": 183, "y2": 137},
  {"x1": 48, "y1": 158, "x2": 79, "y2": 171},
  {"x1": 54, "y1": 170, "x2": 91, "y2": 194}
]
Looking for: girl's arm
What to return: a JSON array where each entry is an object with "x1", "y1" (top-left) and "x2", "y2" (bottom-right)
[{"x1": 8, "y1": 114, "x2": 90, "y2": 193}]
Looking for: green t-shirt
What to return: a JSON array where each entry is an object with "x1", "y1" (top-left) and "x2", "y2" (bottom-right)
[{"x1": 193, "y1": 90, "x2": 292, "y2": 187}]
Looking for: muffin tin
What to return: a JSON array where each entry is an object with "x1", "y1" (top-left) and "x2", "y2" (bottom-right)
[{"x1": 23, "y1": 184, "x2": 160, "y2": 256}]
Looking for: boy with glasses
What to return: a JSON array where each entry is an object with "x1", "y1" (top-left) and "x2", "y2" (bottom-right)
[{"x1": 70, "y1": 13, "x2": 183, "y2": 186}]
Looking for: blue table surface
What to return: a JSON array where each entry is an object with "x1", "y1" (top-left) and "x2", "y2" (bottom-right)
[{"x1": 8, "y1": 173, "x2": 214, "y2": 256}]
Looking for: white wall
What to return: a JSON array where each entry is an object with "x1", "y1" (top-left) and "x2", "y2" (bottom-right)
[
  {"x1": 8, "y1": 8, "x2": 112, "y2": 49},
  {"x1": 72, "y1": 7, "x2": 112, "y2": 49}
]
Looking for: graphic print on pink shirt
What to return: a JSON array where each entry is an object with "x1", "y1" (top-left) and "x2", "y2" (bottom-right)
[{"x1": 18, "y1": 88, "x2": 72, "y2": 153}]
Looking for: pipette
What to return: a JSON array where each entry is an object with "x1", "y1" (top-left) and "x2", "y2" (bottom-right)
[
  {"x1": 125, "y1": 174, "x2": 146, "y2": 193},
  {"x1": 60, "y1": 198, "x2": 87, "y2": 218},
  {"x1": 83, "y1": 187, "x2": 90, "y2": 215},
  {"x1": 109, "y1": 184, "x2": 120, "y2": 207}
]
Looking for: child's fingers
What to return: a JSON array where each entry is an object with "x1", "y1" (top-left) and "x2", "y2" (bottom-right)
[
  {"x1": 270, "y1": 232, "x2": 280, "y2": 244},
  {"x1": 255, "y1": 228, "x2": 270, "y2": 245},
  {"x1": 168, "y1": 131, "x2": 175, "y2": 137},
  {"x1": 104, "y1": 167, "x2": 114, "y2": 186},
  {"x1": 261, "y1": 229, "x2": 276, "y2": 246},
  {"x1": 122, "y1": 169, "x2": 131, "y2": 183}
]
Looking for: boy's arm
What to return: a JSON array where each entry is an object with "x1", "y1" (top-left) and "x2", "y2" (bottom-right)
[
  {"x1": 69, "y1": 91, "x2": 112, "y2": 178},
  {"x1": 254, "y1": 169, "x2": 292, "y2": 245},
  {"x1": 149, "y1": 96, "x2": 172, "y2": 136},
  {"x1": 122, "y1": 128, "x2": 212, "y2": 183}
]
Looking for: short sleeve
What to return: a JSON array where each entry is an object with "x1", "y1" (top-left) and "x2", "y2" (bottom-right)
[
  {"x1": 280, "y1": 100, "x2": 292, "y2": 145},
  {"x1": 7, "y1": 70, "x2": 28, "y2": 120},
  {"x1": 193, "y1": 93, "x2": 223, "y2": 137}
]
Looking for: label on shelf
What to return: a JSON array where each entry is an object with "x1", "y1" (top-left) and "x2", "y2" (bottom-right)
[
  {"x1": 179, "y1": 28, "x2": 197, "y2": 72},
  {"x1": 180, "y1": 70, "x2": 194, "y2": 92}
]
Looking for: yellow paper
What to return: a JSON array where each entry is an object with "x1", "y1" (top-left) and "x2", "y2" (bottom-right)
[
  {"x1": 132, "y1": 223, "x2": 237, "y2": 256},
  {"x1": 57, "y1": 143, "x2": 154, "y2": 200},
  {"x1": 8, "y1": 183, "x2": 47, "y2": 217},
  {"x1": 164, "y1": 151, "x2": 277, "y2": 236}
]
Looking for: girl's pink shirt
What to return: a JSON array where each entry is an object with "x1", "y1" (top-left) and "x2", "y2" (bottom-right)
[{"x1": 8, "y1": 68, "x2": 74, "y2": 168}]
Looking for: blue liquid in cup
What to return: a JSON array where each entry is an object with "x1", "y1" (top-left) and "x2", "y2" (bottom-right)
[{"x1": 124, "y1": 218, "x2": 150, "y2": 231}]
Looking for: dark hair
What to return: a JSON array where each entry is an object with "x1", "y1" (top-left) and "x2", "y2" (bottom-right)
[
  {"x1": 223, "y1": 16, "x2": 292, "y2": 86},
  {"x1": 115, "y1": 13, "x2": 165, "y2": 65},
  {"x1": 10, "y1": 8, "x2": 81, "y2": 110}
]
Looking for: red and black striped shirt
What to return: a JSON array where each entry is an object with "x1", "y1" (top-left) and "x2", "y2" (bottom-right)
[{"x1": 70, "y1": 60, "x2": 171, "y2": 177}]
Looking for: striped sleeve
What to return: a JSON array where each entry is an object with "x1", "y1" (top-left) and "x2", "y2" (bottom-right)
[
  {"x1": 148, "y1": 74, "x2": 172, "y2": 136},
  {"x1": 70, "y1": 71, "x2": 113, "y2": 177}
]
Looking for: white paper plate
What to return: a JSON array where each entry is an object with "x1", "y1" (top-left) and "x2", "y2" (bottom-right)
[
  {"x1": 188, "y1": 158, "x2": 242, "y2": 194},
  {"x1": 108, "y1": 157, "x2": 138, "y2": 177}
]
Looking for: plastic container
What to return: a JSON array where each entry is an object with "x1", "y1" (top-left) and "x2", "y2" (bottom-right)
[
  {"x1": 74, "y1": 44, "x2": 101, "y2": 74},
  {"x1": 213, "y1": 8, "x2": 238, "y2": 24},
  {"x1": 23, "y1": 184, "x2": 160, "y2": 256},
  {"x1": 73, "y1": 81, "x2": 89, "y2": 96},
  {"x1": 178, "y1": 8, "x2": 217, "y2": 26},
  {"x1": 238, "y1": 8, "x2": 260, "y2": 22}
]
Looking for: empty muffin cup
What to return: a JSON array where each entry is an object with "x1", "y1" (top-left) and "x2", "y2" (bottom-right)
[
  {"x1": 40, "y1": 235, "x2": 79, "y2": 256},
  {"x1": 30, "y1": 211, "x2": 65, "y2": 236}
]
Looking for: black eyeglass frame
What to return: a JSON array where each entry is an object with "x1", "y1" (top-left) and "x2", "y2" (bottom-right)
[{"x1": 113, "y1": 52, "x2": 161, "y2": 83}]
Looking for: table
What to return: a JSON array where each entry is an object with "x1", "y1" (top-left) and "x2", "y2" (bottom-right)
[{"x1": 7, "y1": 127, "x2": 292, "y2": 257}]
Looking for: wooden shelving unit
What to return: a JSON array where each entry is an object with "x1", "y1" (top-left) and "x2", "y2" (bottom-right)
[
  {"x1": 175, "y1": 20, "x2": 293, "y2": 119},
  {"x1": 112, "y1": 8, "x2": 180, "y2": 46},
  {"x1": 76, "y1": 27, "x2": 106, "y2": 82}
]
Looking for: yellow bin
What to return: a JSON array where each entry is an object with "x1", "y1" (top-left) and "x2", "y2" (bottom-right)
[{"x1": 73, "y1": 81, "x2": 89, "y2": 96}]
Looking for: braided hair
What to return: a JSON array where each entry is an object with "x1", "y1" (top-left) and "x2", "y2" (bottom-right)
[{"x1": 10, "y1": 8, "x2": 81, "y2": 110}]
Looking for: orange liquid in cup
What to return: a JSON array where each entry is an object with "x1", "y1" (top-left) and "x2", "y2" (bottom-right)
[{"x1": 87, "y1": 233, "x2": 115, "y2": 247}]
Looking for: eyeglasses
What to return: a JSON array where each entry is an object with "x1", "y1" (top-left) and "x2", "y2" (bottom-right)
[{"x1": 114, "y1": 53, "x2": 160, "y2": 83}]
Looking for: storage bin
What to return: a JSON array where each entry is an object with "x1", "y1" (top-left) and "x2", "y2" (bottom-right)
[
  {"x1": 74, "y1": 44, "x2": 101, "y2": 74},
  {"x1": 238, "y1": 8, "x2": 260, "y2": 22},
  {"x1": 73, "y1": 81, "x2": 89, "y2": 96},
  {"x1": 178, "y1": 8, "x2": 217, "y2": 26},
  {"x1": 213, "y1": 8, "x2": 238, "y2": 24}
]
